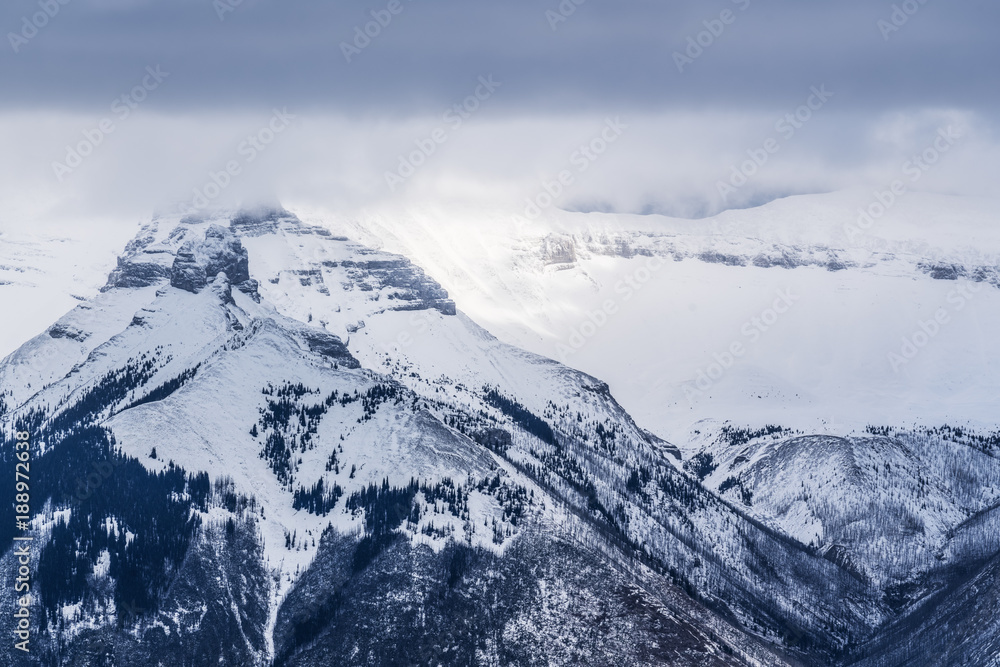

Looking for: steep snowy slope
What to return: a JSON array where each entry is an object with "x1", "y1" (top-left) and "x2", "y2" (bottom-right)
[
  {"x1": 688, "y1": 426, "x2": 1000, "y2": 592},
  {"x1": 851, "y1": 548, "x2": 1000, "y2": 666}
]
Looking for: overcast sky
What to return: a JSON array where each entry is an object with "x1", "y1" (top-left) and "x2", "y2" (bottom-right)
[{"x1": 1, "y1": 0, "x2": 997, "y2": 225}]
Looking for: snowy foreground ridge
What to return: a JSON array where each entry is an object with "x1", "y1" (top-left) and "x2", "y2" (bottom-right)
[{"x1": 0, "y1": 200, "x2": 999, "y2": 666}]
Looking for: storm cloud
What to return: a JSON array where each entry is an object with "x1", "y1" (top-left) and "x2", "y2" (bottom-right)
[
  {"x1": 0, "y1": 0, "x2": 997, "y2": 224},
  {"x1": 2, "y1": 0, "x2": 997, "y2": 113}
]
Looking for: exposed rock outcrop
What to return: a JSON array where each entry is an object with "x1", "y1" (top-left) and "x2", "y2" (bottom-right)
[
  {"x1": 47, "y1": 323, "x2": 90, "y2": 341},
  {"x1": 298, "y1": 329, "x2": 361, "y2": 368},
  {"x1": 540, "y1": 234, "x2": 578, "y2": 266},
  {"x1": 170, "y1": 225, "x2": 250, "y2": 293},
  {"x1": 230, "y1": 206, "x2": 286, "y2": 237},
  {"x1": 339, "y1": 258, "x2": 456, "y2": 315},
  {"x1": 104, "y1": 257, "x2": 173, "y2": 289}
]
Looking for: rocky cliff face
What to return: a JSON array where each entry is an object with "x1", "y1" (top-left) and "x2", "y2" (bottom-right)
[
  {"x1": 338, "y1": 258, "x2": 456, "y2": 315},
  {"x1": 170, "y1": 224, "x2": 250, "y2": 292},
  {"x1": 104, "y1": 256, "x2": 173, "y2": 289},
  {"x1": 523, "y1": 230, "x2": 1000, "y2": 287},
  {"x1": 102, "y1": 207, "x2": 456, "y2": 320}
]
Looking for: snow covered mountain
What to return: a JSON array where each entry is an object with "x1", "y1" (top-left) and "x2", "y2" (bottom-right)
[{"x1": 1, "y1": 201, "x2": 999, "y2": 665}]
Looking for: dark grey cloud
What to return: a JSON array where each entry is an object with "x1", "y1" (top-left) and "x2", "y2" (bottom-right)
[
  {"x1": 1, "y1": 0, "x2": 998, "y2": 117},
  {"x1": 0, "y1": 0, "x2": 997, "y2": 228}
]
